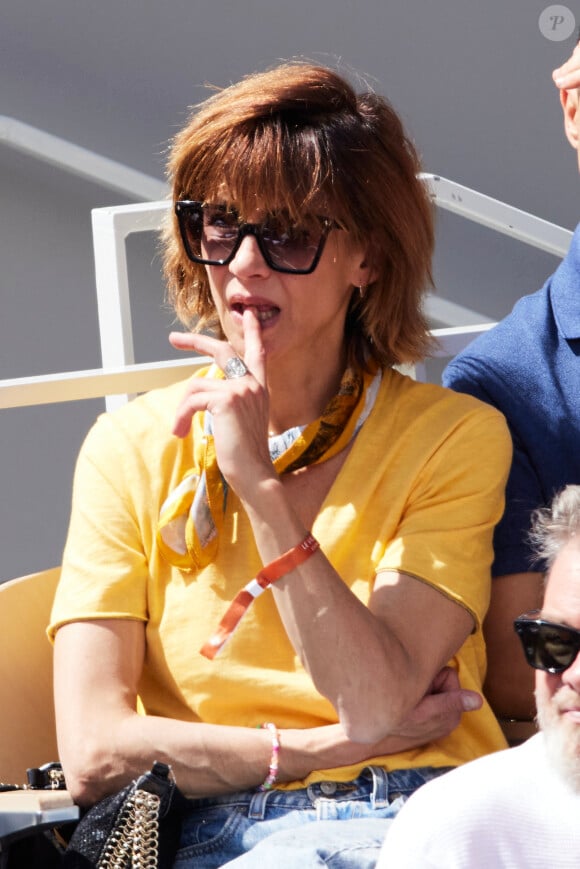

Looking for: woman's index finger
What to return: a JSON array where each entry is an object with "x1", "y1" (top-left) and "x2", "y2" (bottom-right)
[{"x1": 242, "y1": 308, "x2": 267, "y2": 387}]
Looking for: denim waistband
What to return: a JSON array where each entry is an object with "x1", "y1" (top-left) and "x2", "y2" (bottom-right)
[{"x1": 184, "y1": 765, "x2": 453, "y2": 821}]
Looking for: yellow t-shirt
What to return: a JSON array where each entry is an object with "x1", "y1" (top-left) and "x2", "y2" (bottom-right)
[{"x1": 49, "y1": 368, "x2": 512, "y2": 786}]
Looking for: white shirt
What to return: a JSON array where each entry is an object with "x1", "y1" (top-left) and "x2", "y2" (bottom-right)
[{"x1": 378, "y1": 733, "x2": 580, "y2": 868}]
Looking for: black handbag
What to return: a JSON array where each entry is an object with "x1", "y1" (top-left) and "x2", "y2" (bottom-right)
[{"x1": 64, "y1": 761, "x2": 188, "y2": 869}]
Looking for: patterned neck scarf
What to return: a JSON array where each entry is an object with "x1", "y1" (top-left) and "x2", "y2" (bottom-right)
[{"x1": 157, "y1": 364, "x2": 381, "y2": 571}]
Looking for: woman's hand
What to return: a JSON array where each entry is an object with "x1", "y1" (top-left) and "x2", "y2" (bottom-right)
[
  {"x1": 553, "y1": 41, "x2": 580, "y2": 89},
  {"x1": 384, "y1": 666, "x2": 481, "y2": 745},
  {"x1": 280, "y1": 667, "x2": 481, "y2": 781},
  {"x1": 169, "y1": 310, "x2": 276, "y2": 499}
]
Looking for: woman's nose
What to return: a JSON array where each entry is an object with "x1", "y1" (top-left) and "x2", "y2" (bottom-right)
[{"x1": 229, "y1": 233, "x2": 270, "y2": 277}]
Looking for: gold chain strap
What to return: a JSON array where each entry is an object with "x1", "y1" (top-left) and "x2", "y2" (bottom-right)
[
  {"x1": 97, "y1": 787, "x2": 161, "y2": 869},
  {"x1": 47, "y1": 766, "x2": 67, "y2": 789}
]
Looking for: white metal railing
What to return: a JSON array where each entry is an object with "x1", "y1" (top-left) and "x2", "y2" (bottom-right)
[
  {"x1": 0, "y1": 357, "x2": 210, "y2": 410},
  {"x1": 0, "y1": 115, "x2": 167, "y2": 201},
  {"x1": 88, "y1": 174, "x2": 572, "y2": 408},
  {"x1": 421, "y1": 174, "x2": 572, "y2": 258},
  {"x1": 0, "y1": 327, "x2": 478, "y2": 408},
  {"x1": 0, "y1": 170, "x2": 573, "y2": 410},
  {"x1": 1, "y1": 111, "x2": 572, "y2": 389},
  {"x1": 421, "y1": 174, "x2": 572, "y2": 330},
  {"x1": 91, "y1": 200, "x2": 170, "y2": 411}
]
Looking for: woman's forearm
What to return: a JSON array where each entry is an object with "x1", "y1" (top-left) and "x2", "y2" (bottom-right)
[{"x1": 66, "y1": 696, "x2": 471, "y2": 807}]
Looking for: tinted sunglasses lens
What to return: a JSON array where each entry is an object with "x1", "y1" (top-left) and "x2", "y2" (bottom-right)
[
  {"x1": 261, "y1": 219, "x2": 325, "y2": 272},
  {"x1": 539, "y1": 625, "x2": 578, "y2": 671},
  {"x1": 178, "y1": 205, "x2": 239, "y2": 264},
  {"x1": 518, "y1": 622, "x2": 578, "y2": 672},
  {"x1": 176, "y1": 203, "x2": 328, "y2": 272}
]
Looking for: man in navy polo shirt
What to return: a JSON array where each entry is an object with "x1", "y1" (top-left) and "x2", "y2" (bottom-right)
[{"x1": 443, "y1": 41, "x2": 580, "y2": 725}]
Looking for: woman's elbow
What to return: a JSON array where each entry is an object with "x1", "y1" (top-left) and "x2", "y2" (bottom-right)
[
  {"x1": 59, "y1": 737, "x2": 131, "y2": 807},
  {"x1": 339, "y1": 697, "x2": 405, "y2": 744}
]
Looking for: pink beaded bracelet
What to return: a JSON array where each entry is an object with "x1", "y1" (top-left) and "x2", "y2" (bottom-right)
[{"x1": 259, "y1": 722, "x2": 280, "y2": 791}]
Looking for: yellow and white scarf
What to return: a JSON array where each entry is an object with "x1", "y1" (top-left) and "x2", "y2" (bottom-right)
[{"x1": 157, "y1": 364, "x2": 381, "y2": 571}]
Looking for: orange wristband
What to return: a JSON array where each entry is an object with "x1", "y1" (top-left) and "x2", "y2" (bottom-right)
[{"x1": 200, "y1": 533, "x2": 320, "y2": 659}]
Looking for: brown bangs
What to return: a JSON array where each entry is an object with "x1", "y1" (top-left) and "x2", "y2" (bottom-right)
[{"x1": 177, "y1": 120, "x2": 336, "y2": 223}]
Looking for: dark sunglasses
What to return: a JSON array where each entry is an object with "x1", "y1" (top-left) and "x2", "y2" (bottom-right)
[
  {"x1": 514, "y1": 610, "x2": 580, "y2": 674},
  {"x1": 175, "y1": 201, "x2": 337, "y2": 275}
]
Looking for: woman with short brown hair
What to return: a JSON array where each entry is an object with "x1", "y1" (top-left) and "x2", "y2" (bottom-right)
[{"x1": 51, "y1": 61, "x2": 510, "y2": 867}]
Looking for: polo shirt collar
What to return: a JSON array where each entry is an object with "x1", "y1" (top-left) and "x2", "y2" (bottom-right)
[{"x1": 551, "y1": 222, "x2": 580, "y2": 340}]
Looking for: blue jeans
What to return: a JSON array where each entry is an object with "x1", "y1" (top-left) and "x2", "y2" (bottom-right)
[{"x1": 173, "y1": 765, "x2": 451, "y2": 868}]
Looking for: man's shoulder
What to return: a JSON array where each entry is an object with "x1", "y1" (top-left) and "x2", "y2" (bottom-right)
[
  {"x1": 378, "y1": 735, "x2": 566, "y2": 868},
  {"x1": 442, "y1": 286, "x2": 552, "y2": 394},
  {"x1": 449, "y1": 226, "x2": 580, "y2": 385}
]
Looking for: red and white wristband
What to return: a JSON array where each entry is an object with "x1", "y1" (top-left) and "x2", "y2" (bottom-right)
[{"x1": 200, "y1": 532, "x2": 320, "y2": 660}]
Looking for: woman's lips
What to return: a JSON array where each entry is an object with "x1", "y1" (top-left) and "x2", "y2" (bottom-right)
[{"x1": 231, "y1": 302, "x2": 280, "y2": 324}]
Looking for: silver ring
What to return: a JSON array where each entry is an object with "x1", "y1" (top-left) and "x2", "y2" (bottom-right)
[{"x1": 224, "y1": 356, "x2": 249, "y2": 379}]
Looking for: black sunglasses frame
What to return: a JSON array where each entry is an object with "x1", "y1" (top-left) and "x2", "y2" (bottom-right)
[
  {"x1": 514, "y1": 610, "x2": 580, "y2": 674},
  {"x1": 174, "y1": 201, "x2": 336, "y2": 275}
]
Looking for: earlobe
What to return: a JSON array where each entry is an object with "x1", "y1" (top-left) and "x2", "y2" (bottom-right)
[
  {"x1": 355, "y1": 257, "x2": 378, "y2": 288},
  {"x1": 560, "y1": 88, "x2": 580, "y2": 150}
]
